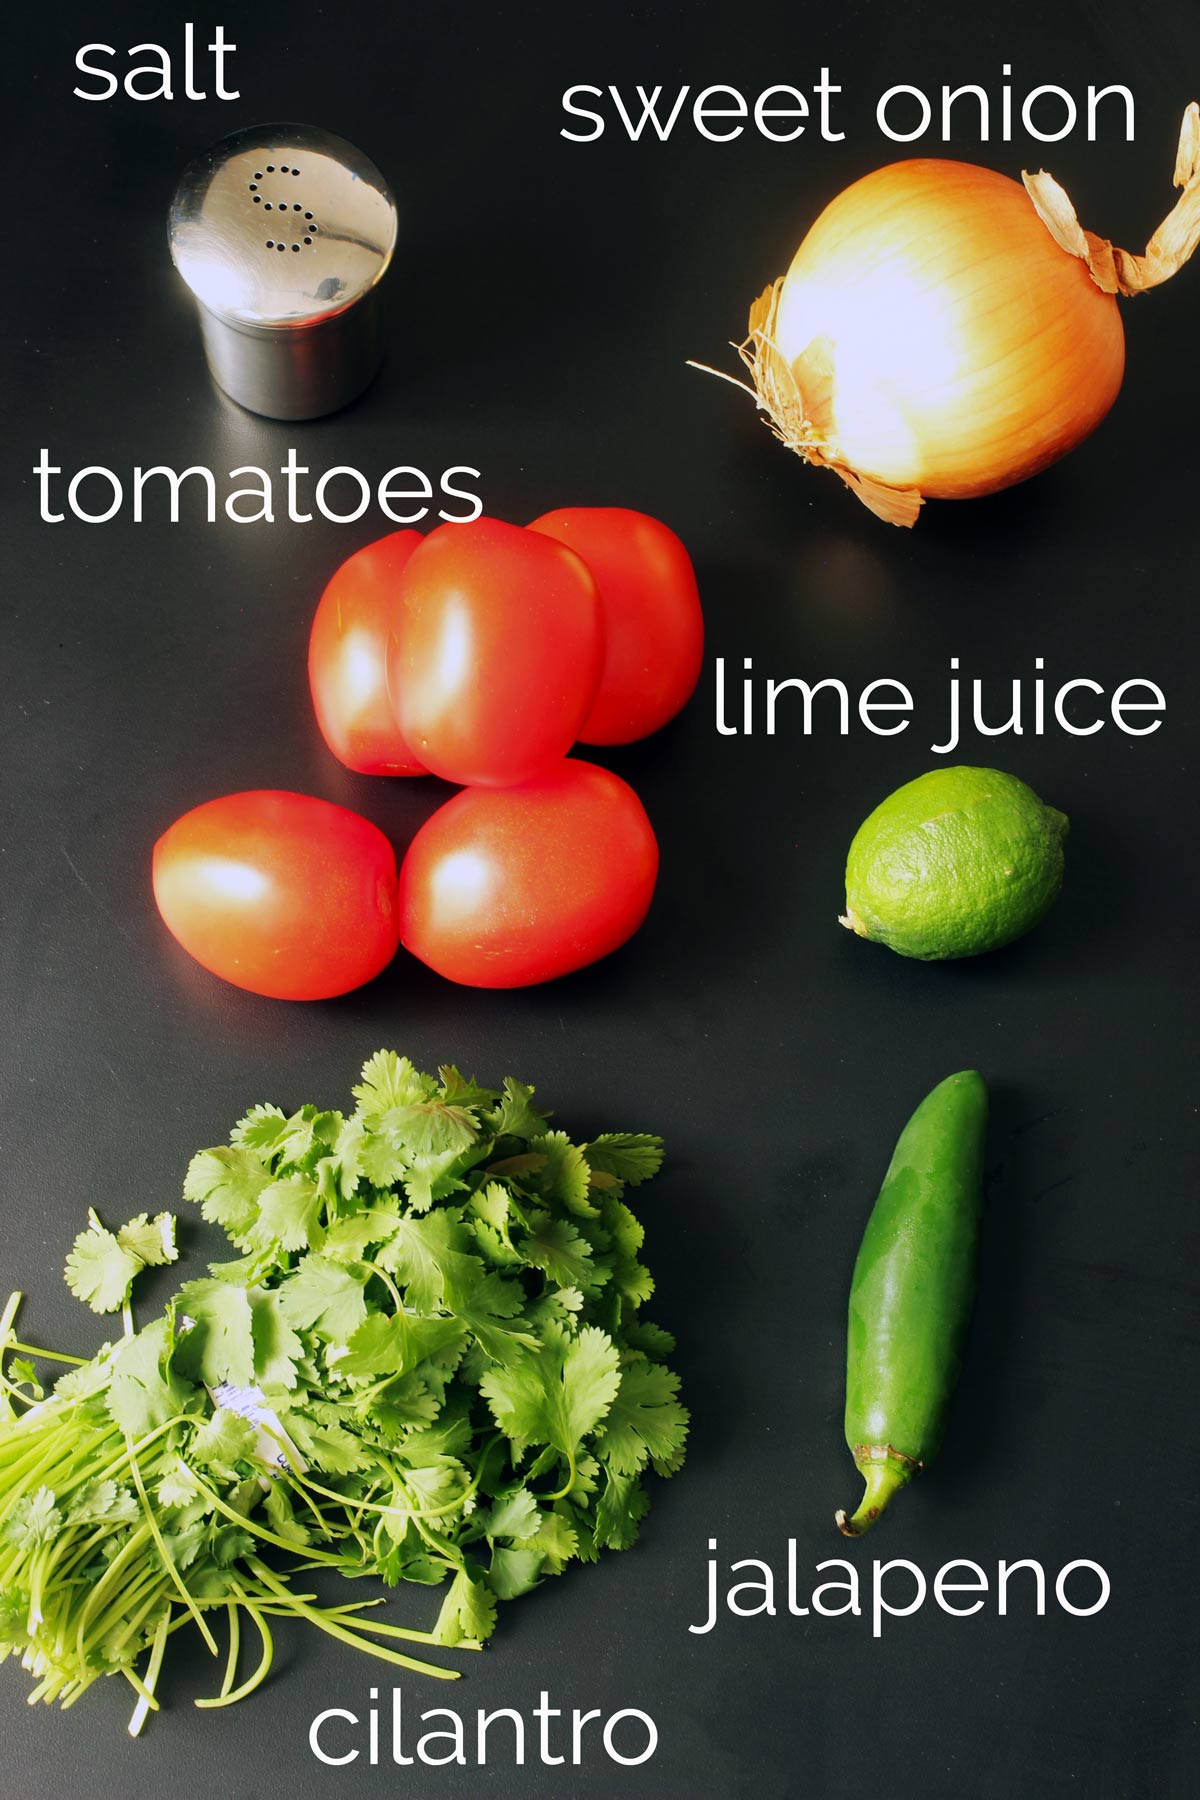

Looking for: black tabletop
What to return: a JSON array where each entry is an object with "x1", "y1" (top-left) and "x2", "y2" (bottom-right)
[{"x1": 3, "y1": 2, "x2": 1198, "y2": 1796}]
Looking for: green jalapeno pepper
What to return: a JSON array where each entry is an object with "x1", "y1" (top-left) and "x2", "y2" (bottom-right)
[{"x1": 837, "y1": 1069, "x2": 988, "y2": 1537}]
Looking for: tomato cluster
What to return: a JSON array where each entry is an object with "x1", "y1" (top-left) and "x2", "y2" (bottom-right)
[{"x1": 153, "y1": 510, "x2": 702, "y2": 998}]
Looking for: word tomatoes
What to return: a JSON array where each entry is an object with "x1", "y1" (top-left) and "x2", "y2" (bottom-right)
[
  {"x1": 399, "y1": 760, "x2": 658, "y2": 988},
  {"x1": 152, "y1": 790, "x2": 399, "y2": 1000}
]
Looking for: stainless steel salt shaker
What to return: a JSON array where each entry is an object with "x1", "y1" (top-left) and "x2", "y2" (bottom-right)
[{"x1": 169, "y1": 123, "x2": 398, "y2": 420}]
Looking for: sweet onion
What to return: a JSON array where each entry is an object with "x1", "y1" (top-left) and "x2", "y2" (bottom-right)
[{"x1": 698, "y1": 105, "x2": 1200, "y2": 525}]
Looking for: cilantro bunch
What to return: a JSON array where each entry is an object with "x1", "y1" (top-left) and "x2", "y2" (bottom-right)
[{"x1": 0, "y1": 1051, "x2": 687, "y2": 1733}]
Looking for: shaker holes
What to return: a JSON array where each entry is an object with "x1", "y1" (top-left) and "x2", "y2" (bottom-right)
[{"x1": 249, "y1": 169, "x2": 318, "y2": 248}]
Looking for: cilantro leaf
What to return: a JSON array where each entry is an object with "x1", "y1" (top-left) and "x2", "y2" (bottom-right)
[
  {"x1": 64, "y1": 1219, "x2": 142, "y2": 1314},
  {"x1": 277, "y1": 1257, "x2": 368, "y2": 1343},
  {"x1": 487, "y1": 1546, "x2": 544, "y2": 1600},
  {"x1": 377, "y1": 1209, "x2": 481, "y2": 1313},
  {"x1": 191, "y1": 1409, "x2": 258, "y2": 1474},
  {"x1": 520, "y1": 1211, "x2": 603, "y2": 1291},
  {"x1": 230, "y1": 1102, "x2": 288, "y2": 1154},
  {"x1": 7, "y1": 1357, "x2": 43, "y2": 1399},
  {"x1": 585, "y1": 1134, "x2": 664, "y2": 1186},
  {"x1": 483, "y1": 1486, "x2": 541, "y2": 1541},
  {"x1": 107, "y1": 1317, "x2": 195, "y2": 1436},
  {"x1": 532, "y1": 1132, "x2": 597, "y2": 1218},
  {"x1": 174, "y1": 1280, "x2": 255, "y2": 1388},
  {"x1": 592, "y1": 1464, "x2": 651, "y2": 1551},
  {"x1": 358, "y1": 1134, "x2": 412, "y2": 1189},
  {"x1": 368, "y1": 1377, "x2": 442, "y2": 1435},
  {"x1": 436, "y1": 1066, "x2": 498, "y2": 1108},
  {"x1": 400, "y1": 1151, "x2": 469, "y2": 1213},
  {"x1": 250, "y1": 1174, "x2": 322, "y2": 1252},
  {"x1": 328, "y1": 1114, "x2": 368, "y2": 1197},
  {"x1": 2, "y1": 1486, "x2": 62, "y2": 1550},
  {"x1": 271, "y1": 1106, "x2": 323, "y2": 1167},
  {"x1": 479, "y1": 1323, "x2": 621, "y2": 1469},
  {"x1": 211, "y1": 1525, "x2": 256, "y2": 1568},
  {"x1": 281, "y1": 1407, "x2": 371, "y2": 1475},
  {"x1": 470, "y1": 1183, "x2": 513, "y2": 1234},
  {"x1": 335, "y1": 1311, "x2": 465, "y2": 1381},
  {"x1": 512, "y1": 1508, "x2": 578, "y2": 1574},
  {"x1": 183, "y1": 1147, "x2": 272, "y2": 1244},
  {"x1": 467, "y1": 1205, "x2": 523, "y2": 1269},
  {"x1": 117, "y1": 1212, "x2": 179, "y2": 1268},
  {"x1": 454, "y1": 1268, "x2": 540, "y2": 1361},
  {"x1": 597, "y1": 1362, "x2": 690, "y2": 1477},
  {"x1": 600, "y1": 1198, "x2": 655, "y2": 1306},
  {"x1": 250, "y1": 1288, "x2": 304, "y2": 1387},
  {"x1": 353, "y1": 1050, "x2": 434, "y2": 1116},
  {"x1": 621, "y1": 1319, "x2": 676, "y2": 1359},
  {"x1": 321, "y1": 1210, "x2": 395, "y2": 1264},
  {"x1": 0, "y1": 1589, "x2": 30, "y2": 1641},
  {"x1": 157, "y1": 1459, "x2": 203, "y2": 1509},
  {"x1": 433, "y1": 1568, "x2": 497, "y2": 1647},
  {"x1": 66, "y1": 1480, "x2": 138, "y2": 1528},
  {"x1": 489, "y1": 1078, "x2": 548, "y2": 1142},
  {"x1": 264, "y1": 1481, "x2": 311, "y2": 1547}
]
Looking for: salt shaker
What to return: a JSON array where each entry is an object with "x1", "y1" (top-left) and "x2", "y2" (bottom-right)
[{"x1": 169, "y1": 123, "x2": 398, "y2": 420}]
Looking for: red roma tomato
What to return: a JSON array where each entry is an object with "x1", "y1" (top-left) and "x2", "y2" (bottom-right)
[
  {"x1": 399, "y1": 760, "x2": 658, "y2": 988},
  {"x1": 152, "y1": 791, "x2": 399, "y2": 1001},
  {"x1": 528, "y1": 507, "x2": 703, "y2": 745},
  {"x1": 308, "y1": 530, "x2": 426, "y2": 775},
  {"x1": 387, "y1": 517, "x2": 603, "y2": 787}
]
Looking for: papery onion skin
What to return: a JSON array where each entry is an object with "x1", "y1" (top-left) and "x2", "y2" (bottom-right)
[{"x1": 772, "y1": 159, "x2": 1125, "y2": 501}]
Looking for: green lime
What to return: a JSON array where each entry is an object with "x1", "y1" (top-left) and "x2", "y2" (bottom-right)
[{"x1": 841, "y1": 766, "x2": 1068, "y2": 960}]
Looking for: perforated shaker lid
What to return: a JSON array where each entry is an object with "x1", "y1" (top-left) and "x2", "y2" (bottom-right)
[{"x1": 169, "y1": 122, "x2": 397, "y2": 330}]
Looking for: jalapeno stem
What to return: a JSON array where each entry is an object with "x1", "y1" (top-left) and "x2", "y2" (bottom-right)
[{"x1": 835, "y1": 1457, "x2": 912, "y2": 1538}]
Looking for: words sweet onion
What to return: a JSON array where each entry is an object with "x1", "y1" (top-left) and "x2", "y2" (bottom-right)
[{"x1": 698, "y1": 105, "x2": 1200, "y2": 525}]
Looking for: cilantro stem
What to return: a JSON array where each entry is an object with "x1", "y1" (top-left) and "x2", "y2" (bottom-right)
[
  {"x1": 125, "y1": 1439, "x2": 218, "y2": 1657},
  {"x1": 317, "y1": 1604, "x2": 482, "y2": 1651},
  {"x1": 363, "y1": 1259, "x2": 404, "y2": 1312},
  {"x1": 106, "y1": 1585, "x2": 171, "y2": 1672},
  {"x1": 244, "y1": 1559, "x2": 461, "y2": 1680},
  {"x1": 195, "y1": 1590, "x2": 273, "y2": 1709},
  {"x1": 75, "y1": 1525, "x2": 154, "y2": 1656},
  {"x1": 287, "y1": 1457, "x2": 487, "y2": 1524},
  {"x1": 184, "y1": 1466, "x2": 350, "y2": 1565},
  {"x1": 220, "y1": 1602, "x2": 240, "y2": 1698},
  {"x1": 0, "y1": 1291, "x2": 21, "y2": 1342},
  {"x1": 4, "y1": 1343, "x2": 89, "y2": 1367},
  {"x1": 82, "y1": 1563, "x2": 167, "y2": 1655},
  {"x1": 2, "y1": 1435, "x2": 82, "y2": 1507},
  {"x1": 542, "y1": 1450, "x2": 578, "y2": 1502},
  {"x1": 127, "y1": 1606, "x2": 171, "y2": 1737},
  {"x1": 83, "y1": 1415, "x2": 194, "y2": 1495}
]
